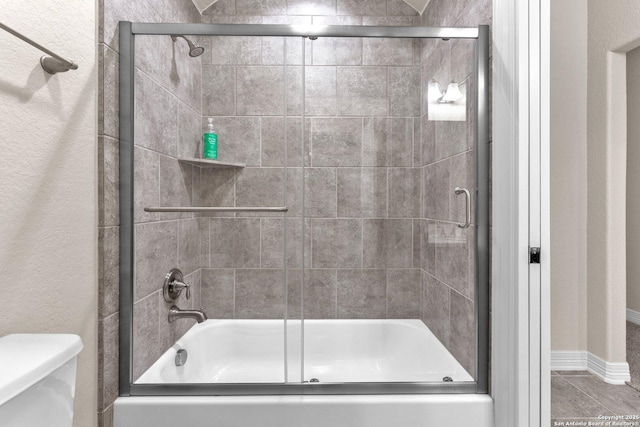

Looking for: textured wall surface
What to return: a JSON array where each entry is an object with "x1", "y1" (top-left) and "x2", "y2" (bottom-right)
[
  {"x1": 0, "y1": 1, "x2": 98, "y2": 426},
  {"x1": 550, "y1": 0, "x2": 588, "y2": 352},
  {"x1": 199, "y1": 1, "x2": 424, "y2": 323},
  {"x1": 587, "y1": 0, "x2": 640, "y2": 363}
]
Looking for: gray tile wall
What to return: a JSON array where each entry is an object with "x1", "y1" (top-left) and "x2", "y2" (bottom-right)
[
  {"x1": 197, "y1": 0, "x2": 426, "y2": 325},
  {"x1": 97, "y1": 2, "x2": 491, "y2": 423},
  {"x1": 416, "y1": 0, "x2": 491, "y2": 380},
  {"x1": 97, "y1": 0, "x2": 202, "y2": 424},
  {"x1": 131, "y1": 32, "x2": 204, "y2": 382}
]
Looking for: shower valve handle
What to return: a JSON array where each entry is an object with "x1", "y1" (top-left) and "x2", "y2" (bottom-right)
[
  {"x1": 171, "y1": 280, "x2": 191, "y2": 300},
  {"x1": 163, "y1": 268, "x2": 191, "y2": 302}
]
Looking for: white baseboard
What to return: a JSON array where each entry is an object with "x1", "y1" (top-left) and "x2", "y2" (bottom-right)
[
  {"x1": 551, "y1": 351, "x2": 630, "y2": 385},
  {"x1": 627, "y1": 308, "x2": 640, "y2": 325},
  {"x1": 550, "y1": 351, "x2": 588, "y2": 371}
]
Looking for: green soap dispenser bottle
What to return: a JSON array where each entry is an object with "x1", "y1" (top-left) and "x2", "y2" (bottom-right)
[{"x1": 203, "y1": 118, "x2": 218, "y2": 159}]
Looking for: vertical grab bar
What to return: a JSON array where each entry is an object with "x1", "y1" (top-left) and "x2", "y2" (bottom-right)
[{"x1": 454, "y1": 187, "x2": 471, "y2": 228}]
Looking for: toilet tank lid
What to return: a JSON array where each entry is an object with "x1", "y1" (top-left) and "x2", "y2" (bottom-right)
[{"x1": 0, "y1": 334, "x2": 83, "y2": 406}]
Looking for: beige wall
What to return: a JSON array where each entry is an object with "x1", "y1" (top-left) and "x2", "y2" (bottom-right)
[
  {"x1": 550, "y1": 0, "x2": 588, "y2": 352},
  {"x1": 627, "y1": 46, "x2": 640, "y2": 313},
  {"x1": 587, "y1": 0, "x2": 640, "y2": 362},
  {"x1": 551, "y1": 0, "x2": 640, "y2": 363},
  {"x1": 0, "y1": 1, "x2": 97, "y2": 426}
]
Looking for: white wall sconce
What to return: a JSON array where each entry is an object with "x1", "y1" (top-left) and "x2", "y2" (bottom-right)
[{"x1": 428, "y1": 79, "x2": 466, "y2": 121}]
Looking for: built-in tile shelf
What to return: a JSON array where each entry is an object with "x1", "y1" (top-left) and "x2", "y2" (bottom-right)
[{"x1": 178, "y1": 158, "x2": 245, "y2": 168}]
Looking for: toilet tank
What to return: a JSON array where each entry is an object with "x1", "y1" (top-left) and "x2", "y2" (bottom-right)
[{"x1": 0, "y1": 334, "x2": 83, "y2": 427}]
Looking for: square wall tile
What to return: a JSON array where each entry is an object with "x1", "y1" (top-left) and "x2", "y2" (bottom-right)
[
  {"x1": 203, "y1": 65, "x2": 236, "y2": 116},
  {"x1": 305, "y1": 66, "x2": 337, "y2": 116},
  {"x1": 421, "y1": 115, "x2": 435, "y2": 166},
  {"x1": 311, "y1": 118, "x2": 362, "y2": 166},
  {"x1": 237, "y1": 66, "x2": 284, "y2": 115},
  {"x1": 98, "y1": 314, "x2": 119, "y2": 410},
  {"x1": 424, "y1": 159, "x2": 450, "y2": 221},
  {"x1": 178, "y1": 103, "x2": 202, "y2": 159},
  {"x1": 286, "y1": 66, "x2": 303, "y2": 116},
  {"x1": 287, "y1": 269, "x2": 338, "y2": 319},
  {"x1": 304, "y1": 269, "x2": 338, "y2": 319},
  {"x1": 337, "y1": 168, "x2": 387, "y2": 218},
  {"x1": 389, "y1": 118, "x2": 415, "y2": 166},
  {"x1": 449, "y1": 291, "x2": 476, "y2": 379},
  {"x1": 235, "y1": 168, "x2": 284, "y2": 214},
  {"x1": 436, "y1": 121, "x2": 467, "y2": 160},
  {"x1": 178, "y1": 219, "x2": 200, "y2": 275},
  {"x1": 312, "y1": 219, "x2": 362, "y2": 268},
  {"x1": 134, "y1": 221, "x2": 178, "y2": 301},
  {"x1": 134, "y1": 70, "x2": 177, "y2": 157},
  {"x1": 210, "y1": 218, "x2": 261, "y2": 267},
  {"x1": 261, "y1": 117, "x2": 306, "y2": 167},
  {"x1": 197, "y1": 168, "x2": 235, "y2": 209},
  {"x1": 337, "y1": 67, "x2": 387, "y2": 116},
  {"x1": 261, "y1": 218, "x2": 310, "y2": 268},
  {"x1": 419, "y1": 219, "x2": 436, "y2": 274},
  {"x1": 204, "y1": 117, "x2": 261, "y2": 166},
  {"x1": 435, "y1": 222, "x2": 472, "y2": 299},
  {"x1": 99, "y1": 136, "x2": 119, "y2": 228},
  {"x1": 262, "y1": 37, "x2": 285, "y2": 65},
  {"x1": 204, "y1": 36, "x2": 261, "y2": 65},
  {"x1": 337, "y1": 269, "x2": 386, "y2": 318},
  {"x1": 390, "y1": 67, "x2": 421, "y2": 117},
  {"x1": 100, "y1": 45, "x2": 119, "y2": 139},
  {"x1": 362, "y1": 118, "x2": 390, "y2": 167},
  {"x1": 133, "y1": 293, "x2": 161, "y2": 380},
  {"x1": 388, "y1": 168, "x2": 420, "y2": 218},
  {"x1": 363, "y1": 39, "x2": 414, "y2": 66},
  {"x1": 387, "y1": 269, "x2": 421, "y2": 318},
  {"x1": 235, "y1": 269, "x2": 285, "y2": 318},
  {"x1": 159, "y1": 156, "x2": 193, "y2": 220},
  {"x1": 201, "y1": 269, "x2": 235, "y2": 318},
  {"x1": 312, "y1": 38, "x2": 362, "y2": 66},
  {"x1": 133, "y1": 147, "x2": 159, "y2": 224},
  {"x1": 99, "y1": 227, "x2": 119, "y2": 318},
  {"x1": 422, "y1": 273, "x2": 450, "y2": 347},
  {"x1": 305, "y1": 168, "x2": 337, "y2": 217},
  {"x1": 363, "y1": 219, "x2": 413, "y2": 268}
]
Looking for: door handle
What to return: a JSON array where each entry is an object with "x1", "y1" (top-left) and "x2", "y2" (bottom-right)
[{"x1": 454, "y1": 187, "x2": 471, "y2": 228}]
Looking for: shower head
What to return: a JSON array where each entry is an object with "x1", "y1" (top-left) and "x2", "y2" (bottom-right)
[{"x1": 171, "y1": 35, "x2": 205, "y2": 58}]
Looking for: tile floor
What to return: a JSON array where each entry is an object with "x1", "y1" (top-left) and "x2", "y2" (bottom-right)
[
  {"x1": 551, "y1": 371, "x2": 640, "y2": 425},
  {"x1": 551, "y1": 321, "x2": 640, "y2": 425}
]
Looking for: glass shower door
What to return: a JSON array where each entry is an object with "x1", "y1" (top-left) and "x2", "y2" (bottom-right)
[{"x1": 296, "y1": 35, "x2": 479, "y2": 384}]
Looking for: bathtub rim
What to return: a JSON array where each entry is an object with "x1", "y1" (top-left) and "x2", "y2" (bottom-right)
[{"x1": 128, "y1": 381, "x2": 481, "y2": 396}]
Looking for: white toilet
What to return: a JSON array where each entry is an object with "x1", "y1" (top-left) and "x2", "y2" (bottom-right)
[{"x1": 0, "y1": 334, "x2": 83, "y2": 427}]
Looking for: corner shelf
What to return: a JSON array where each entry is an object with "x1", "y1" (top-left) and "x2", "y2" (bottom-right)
[{"x1": 178, "y1": 158, "x2": 245, "y2": 168}]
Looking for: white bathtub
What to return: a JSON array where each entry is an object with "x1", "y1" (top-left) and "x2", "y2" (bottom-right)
[
  {"x1": 137, "y1": 319, "x2": 473, "y2": 383},
  {"x1": 115, "y1": 320, "x2": 493, "y2": 427}
]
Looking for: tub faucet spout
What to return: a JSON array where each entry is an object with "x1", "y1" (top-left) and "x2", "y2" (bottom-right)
[{"x1": 168, "y1": 305, "x2": 208, "y2": 323}]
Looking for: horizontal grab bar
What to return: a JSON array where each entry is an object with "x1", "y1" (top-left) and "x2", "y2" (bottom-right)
[{"x1": 144, "y1": 206, "x2": 288, "y2": 213}]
